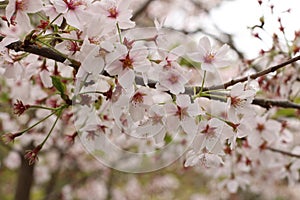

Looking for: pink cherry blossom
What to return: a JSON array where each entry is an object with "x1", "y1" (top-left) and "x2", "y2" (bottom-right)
[
  {"x1": 128, "y1": 87, "x2": 153, "y2": 122},
  {"x1": 0, "y1": 58, "x2": 24, "y2": 79},
  {"x1": 39, "y1": 68, "x2": 53, "y2": 88},
  {"x1": 1, "y1": 132, "x2": 20, "y2": 144},
  {"x1": 80, "y1": 45, "x2": 105, "y2": 76},
  {"x1": 3, "y1": 152, "x2": 21, "y2": 170},
  {"x1": 96, "y1": 0, "x2": 135, "y2": 29},
  {"x1": 184, "y1": 148, "x2": 223, "y2": 168},
  {"x1": 50, "y1": 0, "x2": 91, "y2": 30},
  {"x1": 105, "y1": 42, "x2": 150, "y2": 91},
  {"x1": 164, "y1": 94, "x2": 201, "y2": 135},
  {"x1": 158, "y1": 68, "x2": 189, "y2": 95},
  {"x1": 1, "y1": 0, "x2": 300, "y2": 197},
  {"x1": 226, "y1": 114, "x2": 252, "y2": 149},
  {"x1": 227, "y1": 82, "x2": 256, "y2": 121},
  {"x1": 192, "y1": 118, "x2": 226, "y2": 153},
  {"x1": 6, "y1": 0, "x2": 43, "y2": 31},
  {"x1": 247, "y1": 115, "x2": 281, "y2": 149},
  {"x1": 55, "y1": 31, "x2": 82, "y2": 57},
  {"x1": 189, "y1": 36, "x2": 230, "y2": 72}
]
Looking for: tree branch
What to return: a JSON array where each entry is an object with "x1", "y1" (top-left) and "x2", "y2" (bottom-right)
[
  {"x1": 267, "y1": 147, "x2": 300, "y2": 159},
  {"x1": 3, "y1": 36, "x2": 300, "y2": 110},
  {"x1": 184, "y1": 90, "x2": 300, "y2": 110},
  {"x1": 206, "y1": 55, "x2": 300, "y2": 90},
  {"x1": 14, "y1": 142, "x2": 35, "y2": 200},
  {"x1": 165, "y1": 25, "x2": 246, "y2": 62},
  {"x1": 252, "y1": 98, "x2": 300, "y2": 110},
  {"x1": 2, "y1": 37, "x2": 81, "y2": 73}
]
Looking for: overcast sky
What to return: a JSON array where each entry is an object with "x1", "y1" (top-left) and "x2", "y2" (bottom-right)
[{"x1": 210, "y1": 0, "x2": 300, "y2": 58}]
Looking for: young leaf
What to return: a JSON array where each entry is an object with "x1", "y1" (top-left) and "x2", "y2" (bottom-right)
[{"x1": 51, "y1": 76, "x2": 66, "y2": 95}]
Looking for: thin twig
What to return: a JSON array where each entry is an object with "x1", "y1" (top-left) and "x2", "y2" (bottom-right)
[
  {"x1": 267, "y1": 147, "x2": 300, "y2": 159},
  {"x1": 165, "y1": 25, "x2": 246, "y2": 61},
  {"x1": 185, "y1": 90, "x2": 300, "y2": 110},
  {"x1": 206, "y1": 55, "x2": 300, "y2": 90}
]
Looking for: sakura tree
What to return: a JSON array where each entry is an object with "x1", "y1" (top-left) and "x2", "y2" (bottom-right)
[{"x1": 0, "y1": 0, "x2": 300, "y2": 199}]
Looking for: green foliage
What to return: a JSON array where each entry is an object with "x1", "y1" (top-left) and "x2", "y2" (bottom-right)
[
  {"x1": 51, "y1": 76, "x2": 70, "y2": 103},
  {"x1": 0, "y1": 92, "x2": 9, "y2": 102},
  {"x1": 51, "y1": 76, "x2": 67, "y2": 96},
  {"x1": 275, "y1": 108, "x2": 297, "y2": 118},
  {"x1": 164, "y1": 134, "x2": 172, "y2": 145},
  {"x1": 178, "y1": 57, "x2": 201, "y2": 69},
  {"x1": 0, "y1": 159, "x2": 17, "y2": 200}
]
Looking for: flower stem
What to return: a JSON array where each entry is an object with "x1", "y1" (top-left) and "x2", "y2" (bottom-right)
[
  {"x1": 29, "y1": 105, "x2": 58, "y2": 111},
  {"x1": 77, "y1": 91, "x2": 104, "y2": 95},
  {"x1": 116, "y1": 23, "x2": 123, "y2": 43},
  {"x1": 39, "y1": 109, "x2": 62, "y2": 147},
  {"x1": 19, "y1": 110, "x2": 58, "y2": 134},
  {"x1": 198, "y1": 70, "x2": 207, "y2": 96},
  {"x1": 200, "y1": 93, "x2": 227, "y2": 101},
  {"x1": 36, "y1": 35, "x2": 83, "y2": 43},
  {"x1": 38, "y1": 13, "x2": 63, "y2": 36}
]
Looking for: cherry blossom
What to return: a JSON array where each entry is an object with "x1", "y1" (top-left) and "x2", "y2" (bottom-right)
[
  {"x1": 39, "y1": 63, "x2": 53, "y2": 88},
  {"x1": 158, "y1": 68, "x2": 190, "y2": 95},
  {"x1": 24, "y1": 145, "x2": 42, "y2": 165},
  {"x1": 3, "y1": 152, "x2": 21, "y2": 170},
  {"x1": 184, "y1": 148, "x2": 223, "y2": 168},
  {"x1": 1, "y1": 132, "x2": 18, "y2": 144},
  {"x1": 80, "y1": 44, "x2": 105, "y2": 76},
  {"x1": 96, "y1": 0, "x2": 135, "y2": 29},
  {"x1": 164, "y1": 94, "x2": 201, "y2": 135},
  {"x1": 5, "y1": 0, "x2": 43, "y2": 31},
  {"x1": 226, "y1": 114, "x2": 253, "y2": 149},
  {"x1": 105, "y1": 42, "x2": 150, "y2": 91},
  {"x1": 1, "y1": 60, "x2": 24, "y2": 79},
  {"x1": 136, "y1": 104, "x2": 167, "y2": 145},
  {"x1": 13, "y1": 99, "x2": 30, "y2": 116},
  {"x1": 247, "y1": 115, "x2": 281, "y2": 149},
  {"x1": 55, "y1": 31, "x2": 82, "y2": 57},
  {"x1": 50, "y1": 0, "x2": 91, "y2": 30},
  {"x1": 192, "y1": 118, "x2": 227, "y2": 153},
  {"x1": 188, "y1": 36, "x2": 231, "y2": 72},
  {"x1": 227, "y1": 82, "x2": 256, "y2": 120},
  {"x1": 1, "y1": 0, "x2": 300, "y2": 198},
  {"x1": 128, "y1": 87, "x2": 153, "y2": 122}
]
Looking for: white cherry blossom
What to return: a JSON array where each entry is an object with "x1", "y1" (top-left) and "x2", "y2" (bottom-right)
[
  {"x1": 105, "y1": 42, "x2": 150, "y2": 91},
  {"x1": 189, "y1": 36, "x2": 230, "y2": 72},
  {"x1": 50, "y1": 0, "x2": 91, "y2": 29},
  {"x1": 247, "y1": 115, "x2": 281, "y2": 149},
  {"x1": 164, "y1": 94, "x2": 201, "y2": 135},
  {"x1": 95, "y1": 0, "x2": 135, "y2": 29},
  {"x1": 227, "y1": 82, "x2": 256, "y2": 121},
  {"x1": 6, "y1": 0, "x2": 43, "y2": 31},
  {"x1": 184, "y1": 148, "x2": 223, "y2": 168},
  {"x1": 192, "y1": 118, "x2": 226, "y2": 153}
]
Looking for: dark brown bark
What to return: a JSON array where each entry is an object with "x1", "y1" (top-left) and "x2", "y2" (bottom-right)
[
  {"x1": 0, "y1": 36, "x2": 81, "y2": 73},
  {"x1": 14, "y1": 143, "x2": 35, "y2": 200},
  {"x1": 206, "y1": 55, "x2": 300, "y2": 90}
]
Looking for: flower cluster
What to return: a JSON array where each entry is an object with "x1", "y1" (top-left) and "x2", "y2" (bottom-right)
[{"x1": 0, "y1": 0, "x2": 299, "y2": 197}]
